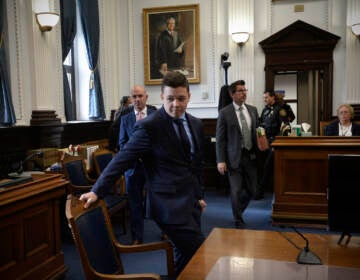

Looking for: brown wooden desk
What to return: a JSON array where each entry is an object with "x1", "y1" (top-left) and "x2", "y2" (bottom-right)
[
  {"x1": 178, "y1": 228, "x2": 360, "y2": 280},
  {"x1": 271, "y1": 136, "x2": 360, "y2": 227},
  {"x1": 0, "y1": 173, "x2": 68, "y2": 279}
]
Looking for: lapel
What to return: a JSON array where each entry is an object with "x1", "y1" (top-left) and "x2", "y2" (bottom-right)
[
  {"x1": 146, "y1": 106, "x2": 154, "y2": 115},
  {"x1": 128, "y1": 112, "x2": 136, "y2": 130},
  {"x1": 158, "y1": 108, "x2": 193, "y2": 160},
  {"x1": 159, "y1": 107, "x2": 181, "y2": 148},
  {"x1": 244, "y1": 104, "x2": 255, "y2": 131},
  {"x1": 229, "y1": 105, "x2": 242, "y2": 134},
  {"x1": 186, "y1": 113, "x2": 199, "y2": 152}
]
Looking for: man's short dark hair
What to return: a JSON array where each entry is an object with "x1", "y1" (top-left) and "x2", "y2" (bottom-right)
[
  {"x1": 264, "y1": 90, "x2": 275, "y2": 97},
  {"x1": 229, "y1": 80, "x2": 245, "y2": 94},
  {"x1": 161, "y1": 71, "x2": 189, "y2": 92}
]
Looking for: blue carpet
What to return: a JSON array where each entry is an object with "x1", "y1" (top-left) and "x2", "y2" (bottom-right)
[{"x1": 62, "y1": 189, "x2": 340, "y2": 279}]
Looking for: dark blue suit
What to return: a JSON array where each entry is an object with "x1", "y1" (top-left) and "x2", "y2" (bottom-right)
[
  {"x1": 93, "y1": 107, "x2": 205, "y2": 274},
  {"x1": 325, "y1": 120, "x2": 360, "y2": 136},
  {"x1": 119, "y1": 106, "x2": 156, "y2": 242}
]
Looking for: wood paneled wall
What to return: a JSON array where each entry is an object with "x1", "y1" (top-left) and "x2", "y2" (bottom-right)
[{"x1": 0, "y1": 119, "x2": 221, "y2": 188}]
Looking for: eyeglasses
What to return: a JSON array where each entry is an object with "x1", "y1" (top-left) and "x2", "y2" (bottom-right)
[{"x1": 234, "y1": 89, "x2": 248, "y2": 93}]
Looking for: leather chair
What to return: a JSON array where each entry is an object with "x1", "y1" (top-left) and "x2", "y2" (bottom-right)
[
  {"x1": 62, "y1": 153, "x2": 128, "y2": 233},
  {"x1": 93, "y1": 149, "x2": 114, "y2": 175},
  {"x1": 92, "y1": 149, "x2": 126, "y2": 196},
  {"x1": 319, "y1": 121, "x2": 332, "y2": 136},
  {"x1": 66, "y1": 195, "x2": 175, "y2": 280}
]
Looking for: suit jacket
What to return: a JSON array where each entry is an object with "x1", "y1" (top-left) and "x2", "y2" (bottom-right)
[
  {"x1": 157, "y1": 30, "x2": 184, "y2": 69},
  {"x1": 325, "y1": 120, "x2": 360, "y2": 136},
  {"x1": 216, "y1": 103, "x2": 259, "y2": 170},
  {"x1": 119, "y1": 106, "x2": 157, "y2": 177},
  {"x1": 108, "y1": 105, "x2": 157, "y2": 152},
  {"x1": 119, "y1": 105, "x2": 157, "y2": 150},
  {"x1": 92, "y1": 107, "x2": 204, "y2": 225}
]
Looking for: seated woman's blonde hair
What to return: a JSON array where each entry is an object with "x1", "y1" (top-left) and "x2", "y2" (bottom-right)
[{"x1": 336, "y1": 104, "x2": 354, "y2": 118}]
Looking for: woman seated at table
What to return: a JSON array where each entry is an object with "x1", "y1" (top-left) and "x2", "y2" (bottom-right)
[{"x1": 325, "y1": 104, "x2": 360, "y2": 136}]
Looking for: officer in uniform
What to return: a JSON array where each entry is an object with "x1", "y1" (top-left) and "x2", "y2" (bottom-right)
[{"x1": 257, "y1": 90, "x2": 295, "y2": 198}]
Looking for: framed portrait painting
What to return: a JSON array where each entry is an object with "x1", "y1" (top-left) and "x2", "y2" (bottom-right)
[{"x1": 143, "y1": 4, "x2": 200, "y2": 85}]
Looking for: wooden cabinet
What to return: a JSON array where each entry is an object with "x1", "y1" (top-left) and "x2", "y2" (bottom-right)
[
  {"x1": 0, "y1": 174, "x2": 67, "y2": 279},
  {"x1": 271, "y1": 137, "x2": 360, "y2": 227}
]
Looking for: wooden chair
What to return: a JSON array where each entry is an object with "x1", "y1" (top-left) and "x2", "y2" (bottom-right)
[
  {"x1": 62, "y1": 153, "x2": 128, "y2": 233},
  {"x1": 62, "y1": 153, "x2": 96, "y2": 194},
  {"x1": 92, "y1": 148, "x2": 126, "y2": 195},
  {"x1": 319, "y1": 120, "x2": 332, "y2": 136},
  {"x1": 93, "y1": 149, "x2": 114, "y2": 175},
  {"x1": 66, "y1": 195, "x2": 175, "y2": 280}
]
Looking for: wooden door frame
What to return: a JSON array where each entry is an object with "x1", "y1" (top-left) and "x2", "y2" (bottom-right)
[{"x1": 260, "y1": 20, "x2": 340, "y2": 130}]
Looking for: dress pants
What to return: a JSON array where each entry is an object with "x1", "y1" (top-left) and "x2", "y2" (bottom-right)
[
  {"x1": 125, "y1": 165, "x2": 146, "y2": 242},
  {"x1": 156, "y1": 199, "x2": 205, "y2": 276},
  {"x1": 260, "y1": 147, "x2": 274, "y2": 192},
  {"x1": 227, "y1": 150, "x2": 257, "y2": 222}
]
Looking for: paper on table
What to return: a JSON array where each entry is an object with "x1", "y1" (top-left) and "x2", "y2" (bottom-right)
[{"x1": 174, "y1": 41, "x2": 185, "y2": 52}]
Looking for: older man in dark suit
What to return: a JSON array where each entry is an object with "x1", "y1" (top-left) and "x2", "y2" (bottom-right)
[
  {"x1": 216, "y1": 80, "x2": 259, "y2": 228},
  {"x1": 80, "y1": 72, "x2": 206, "y2": 275},
  {"x1": 119, "y1": 85, "x2": 156, "y2": 245}
]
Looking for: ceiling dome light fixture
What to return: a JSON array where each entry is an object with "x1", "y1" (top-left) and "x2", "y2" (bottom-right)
[{"x1": 35, "y1": 12, "x2": 60, "y2": 32}]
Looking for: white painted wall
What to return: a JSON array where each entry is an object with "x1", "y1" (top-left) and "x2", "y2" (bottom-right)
[{"x1": 6, "y1": 0, "x2": 360, "y2": 125}]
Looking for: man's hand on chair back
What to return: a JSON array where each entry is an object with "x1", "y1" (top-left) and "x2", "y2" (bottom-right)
[{"x1": 79, "y1": 192, "x2": 98, "y2": 208}]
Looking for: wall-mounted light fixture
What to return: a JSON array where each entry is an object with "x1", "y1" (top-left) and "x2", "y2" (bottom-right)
[
  {"x1": 35, "y1": 12, "x2": 60, "y2": 32},
  {"x1": 231, "y1": 32, "x2": 250, "y2": 46},
  {"x1": 351, "y1": 22, "x2": 360, "y2": 36}
]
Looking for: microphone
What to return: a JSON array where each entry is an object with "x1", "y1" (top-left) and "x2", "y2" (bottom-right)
[
  {"x1": 220, "y1": 52, "x2": 231, "y2": 69},
  {"x1": 221, "y1": 52, "x2": 229, "y2": 62},
  {"x1": 14, "y1": 151, "x2": 44, "y2": 174},
  {"x1": 281, "y1": 225, "x2": 322, "y2": 265}
]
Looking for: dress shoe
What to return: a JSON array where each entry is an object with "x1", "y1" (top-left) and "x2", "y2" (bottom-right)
[{"x1": 132, "y1": 240, "x2": 142, "y2": 245}]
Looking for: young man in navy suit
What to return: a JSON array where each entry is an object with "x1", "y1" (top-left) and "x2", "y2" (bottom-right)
[
  {"x1": 119, "y1": 85, "x2": 156, "y2": 245},
  {"x1": 80, "y1": 72, "x2": 206, "y2": 275}
]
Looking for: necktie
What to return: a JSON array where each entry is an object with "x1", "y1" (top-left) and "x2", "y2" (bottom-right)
[
  {"x1": 136, "y1": 111, "x2": 143, "y2": 121},
  {"x1": 239, "y1": 106, "x2": 252, "y2": 150},
  {"x1": 173, "y1": 118, "x2": 191, "y2": 159}
]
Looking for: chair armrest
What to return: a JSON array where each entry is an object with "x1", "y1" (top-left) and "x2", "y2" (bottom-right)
[
  {"x1": 67, "y1": 184, "x2": 92, "y2": 194},
  {"x1": 92, "y1": 271, "x2": 160, "y2": 280},
  {"x1": 114, "y1": 175, "x2": 126, "y2": 195},
  {"x1": 114, "y1": 240, "x2": 172, "y2": 254},
  {"x1": 85, "y1": 174, "x2": 97, "y2": 184},
  {"x1": 113, "y1": 240, "x2": 175, "y2": 277}
]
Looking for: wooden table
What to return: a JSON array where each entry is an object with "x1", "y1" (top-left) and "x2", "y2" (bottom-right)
[
  {"x1": 0, "y1": 173, "x2": 68, "y2": 279},
  {"x1": 271, "y1": 136, "x2": 360, "y2": 227},
  {"x1": 177, "y1": 228, "x2": 360, "y2": 280}
]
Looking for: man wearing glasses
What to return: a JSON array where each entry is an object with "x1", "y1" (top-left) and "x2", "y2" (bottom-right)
[{"x1": 216, "y1": 80, "x2": 259, "y2": 228}]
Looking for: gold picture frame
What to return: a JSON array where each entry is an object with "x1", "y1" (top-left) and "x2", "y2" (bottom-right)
[{"x1": 143, "y1": 4, "x2": 200, "y2": 85}]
